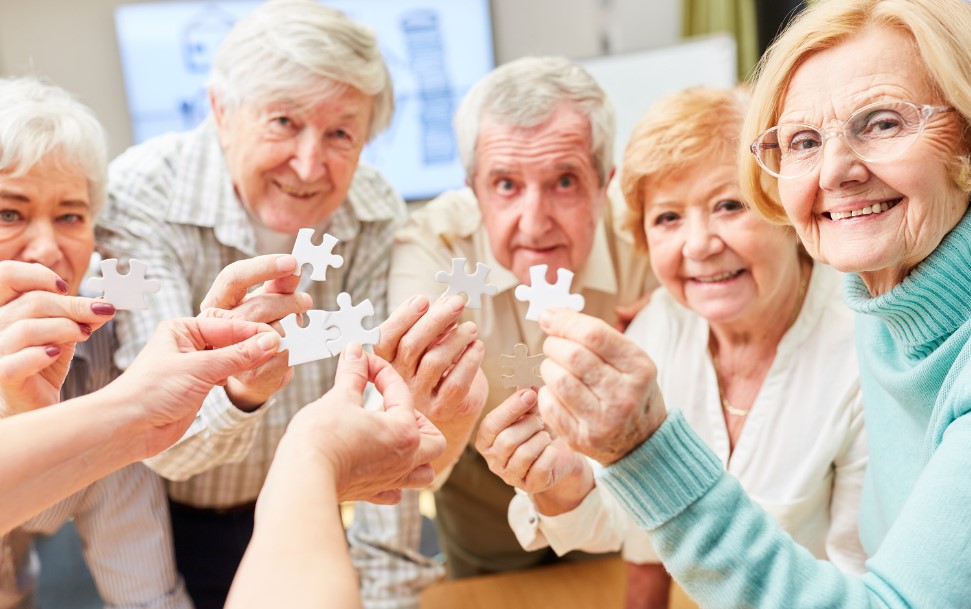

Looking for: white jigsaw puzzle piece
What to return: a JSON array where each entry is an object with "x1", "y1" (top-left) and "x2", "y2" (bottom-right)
[
  {"x1": 277, "y1": 310, "x2": 341, "y2": 366},
  {"x1": 291, "y1": 228, "x2": 345, "y2": 281},
  {"x1": 435, "y1": 257, "x2": 498, "y2": 308},
  {"x1": 323, "y1": 292, "x2": 381, "y2": 355},
  {"x1": 513, "y1": 264, "x2": 585, "y2": 321},
  {"x1": 499, "y1": 342, "x2": 545, "y2": 389},
  {"x1": 85, "y1": 258, "x2": 160, "y2": 310}
]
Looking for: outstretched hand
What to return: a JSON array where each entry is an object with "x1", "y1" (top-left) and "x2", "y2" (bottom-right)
[{"x1": 282, "y1": 343, "x2": 447, "y2": 504}]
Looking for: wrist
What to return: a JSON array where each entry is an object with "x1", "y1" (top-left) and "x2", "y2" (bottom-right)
[
  {"x1": 226, "y1": 377, "x2": 271, "y2": 412},
  {"x1": 531, "y1": 457, "x2": 594, "y2": 516}
]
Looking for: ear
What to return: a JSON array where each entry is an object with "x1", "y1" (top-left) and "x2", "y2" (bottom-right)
[
  {"x1": 209, "y1": 90, "x2": 225, "y2": 128},
  {"x1": 607, "y1": 166, "x2": 617, "y2": 185}
]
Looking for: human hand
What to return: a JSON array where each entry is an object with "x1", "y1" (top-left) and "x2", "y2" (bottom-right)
[
  {"x1": 476, "y1": 389, "x2": 584, "y2": 493},
  {"x1": 0, "y1": 261, "x2": 116, "y2": 416},
  {"x1": 375, "y1": 294, "x2": 486, "y2": 471},
  {"x1": 282, "y1": 343, "x2": 446, "y2": 504},
  {"x1": 104, "y1": 316, "x2": 281, "y2": 457},
  {"x1": 613, "y1": 292, "x2": 652, "y2": 332},
  {"x1": 199, "y1": 254, "x2": 311, "y2": 411},
  {"x1": 538, "y1": 308, "x2": 667, "y2": 465}
]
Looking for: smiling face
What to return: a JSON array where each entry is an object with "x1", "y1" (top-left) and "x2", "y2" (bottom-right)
[
  {"x1": 213, "y1": 86, "x2": 373, "y2": 234},
  {"x1": 776, "y1": 25, "x2": 969, "y2": 295},
  {"x1": 0, "y1": 157, "x2": 95, "y2": 295},
  {"x1": 644, "y1": 157, "x2": 802, "y2": 327},
  {"x1": 472, "y1": 105, "x2": 606, "y2": 284}
]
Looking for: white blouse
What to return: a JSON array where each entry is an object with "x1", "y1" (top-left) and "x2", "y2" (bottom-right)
[{"x1": 509, "y1": 262, "x2": 869, "y2": 574}]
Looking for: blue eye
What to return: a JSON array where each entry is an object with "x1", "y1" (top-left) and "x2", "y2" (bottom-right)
[{"x1": 0, "y1": 209, "x2": 22, "y2": 223}]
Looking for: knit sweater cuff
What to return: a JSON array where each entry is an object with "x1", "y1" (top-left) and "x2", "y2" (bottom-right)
[{"x1": 598, "y1": 410, "x2": 723, "y2": 530}]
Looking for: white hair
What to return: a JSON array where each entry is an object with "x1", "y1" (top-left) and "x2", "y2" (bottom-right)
[
  {"x1": 209, "y1": 0, "x2": 394, "y2": 140},
  {"x1": 454, "y1": 56, "x2": 615, "y2": 185},
  {"x1": 0, "y1": 76, "x2": 108, "y2": 213}
]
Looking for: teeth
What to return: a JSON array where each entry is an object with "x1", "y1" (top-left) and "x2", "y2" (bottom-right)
[
  {"x1": 830, "y1": 201, "x2": 896, "y2": 221},
  {"x1": 696, "y1": 270, "x2": 740, "y2": 283},
  {"x1": 278, "y1": 183, "x2": 313, "y2": 197}
]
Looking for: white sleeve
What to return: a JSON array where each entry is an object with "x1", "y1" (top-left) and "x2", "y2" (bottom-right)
[{"x1": 507, "y1": 484, "x2": 631, "y2": 556}]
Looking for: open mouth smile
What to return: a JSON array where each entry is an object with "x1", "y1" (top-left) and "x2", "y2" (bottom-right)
[{"x1": 824, "y1": 198, "x2": 902, "y2": 221}]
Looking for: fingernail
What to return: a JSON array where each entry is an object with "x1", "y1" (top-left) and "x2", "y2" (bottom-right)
[
  {"x1": 300, "y1": 293, "x2": 313, "y2": 309},
  {"x1": 55, "y1": 279, "x2": 69, "y2": 294},
  {"x1": 521, "y1": 389, "x2": 537, "y2": 405},
  {"x1": 78, "y1": 323, "x2": 92, "y2": 336},
  {"x1": 344, "y1": 342, "x2": 362, "y2": 360},
  {"x1": 539, "y1": 310, "x2": 554, "y2": 329},
  {"x1": 411, "y1": 294, "x2": 429, "y2": 311},
  {"x1": 448, "y1": 295, "x2": 465, "y2": 311},
  {"x1": 45, "y1": 345, "x2": 60, "y2": 357},
  {"x1": 276, "y1": 255, "x2": 296, "y2": 272},
  {"x1": 257, "y1": 332, "x2": 279, "y2": 351},
  {"x1": 462, "y1": 320, "x2": 478, "y2": 336},
  {"x1": 92, "y1": 302, "x2": 115, "y2": 315}
]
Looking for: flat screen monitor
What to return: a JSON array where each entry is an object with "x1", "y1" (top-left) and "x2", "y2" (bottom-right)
[{"x1": 114, "y1": 0, "x2": 495, "y2": 201}]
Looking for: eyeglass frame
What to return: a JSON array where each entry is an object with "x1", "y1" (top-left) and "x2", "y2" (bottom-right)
[{"x1": 749, "y1": 100, "x2": 955, "y2": 179}]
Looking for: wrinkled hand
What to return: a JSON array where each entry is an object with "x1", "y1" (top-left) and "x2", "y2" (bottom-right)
[
  {"x1": 283, "y1": 343, "x2": 446, "y2": 504},
  {"x1": 199, "y1": 254, "x2": 311, "y2": 411},
  {"x1": 538, "y1": 308, "x2": 667, "y2": 465},
  {"x1": 476, "y1": 389, "x2": 587, "y2": 496},
  {"x1": 375, "y1": 294, "x2": 486, "y2": 472},
  {"x1": 105, "y1": 316, "x2": 281, "y2": 457},
  {"x1": 0, "y1": 261, "x2": 115, "y2": 416}
]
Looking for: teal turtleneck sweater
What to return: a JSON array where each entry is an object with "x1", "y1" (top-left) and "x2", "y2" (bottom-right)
[{"x1": 600, "y1": 207, "x2": 971, "y2": 608}]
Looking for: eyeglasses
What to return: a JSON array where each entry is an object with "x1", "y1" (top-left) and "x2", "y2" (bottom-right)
[{"x1": 750, "y1": 100, "x2": 954, "y2": 179}]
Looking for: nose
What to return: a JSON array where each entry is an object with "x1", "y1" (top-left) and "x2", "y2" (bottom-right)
[
  {"x1": 517, "y1": 186, "x2": 554, "y2": 238},
  {"x1": 289, "y1": 133, "x2": 328, "y2": 183},
  {"x1": 817, "y1": 131, "x2": 869, "y2": 191},
  {"x1": 682, "y1": 214, "x2": 722, "y2": 261},
  {"x1": 21, "y1": 221, "x2": 63, "y2": 268}
]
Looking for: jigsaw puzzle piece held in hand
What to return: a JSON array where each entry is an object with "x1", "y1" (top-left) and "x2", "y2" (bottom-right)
[
  {"x1": 435, "y1": 258, "x2": 498, "y2": 309},
  {"x1": 499, "y1": 342, "x2": 545, "y2": 389},
  {"x1": 85, "y1": 258, "x2": 160, "y2": 310},
  {"x1": 323, "y1": 292, "x2": 381, "y2": 355},
  {"x1": 513, "y1": 264, "x2": 585, "y2": 321},
  {"x1": 277, "y1": 310, "x2": 341, "y2": 366},
  {"x1": 291, "y1": 228, "x2": 344, "y2": 281}
]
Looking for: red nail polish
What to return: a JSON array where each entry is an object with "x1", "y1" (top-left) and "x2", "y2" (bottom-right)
[
  {"x1": 92, "y1": 302, "x2": 116, "y2": 315},
  {"x1": 55, "y1": 279, "x2": 69, "y2": 294},
  {"x1": 79, "y1": 323, "x2": 92, "y2": 336},
  {"x1": 45, "y1": 345, "x2": 61, "y2": 357}
]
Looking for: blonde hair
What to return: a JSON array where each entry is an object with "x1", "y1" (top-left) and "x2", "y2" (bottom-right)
[
  {"x1": 621, "y1": 87, "x2": 749, "y2": 251},
  {"x1": 740, "y1": 0, "x2": 971, "y2": 224}
]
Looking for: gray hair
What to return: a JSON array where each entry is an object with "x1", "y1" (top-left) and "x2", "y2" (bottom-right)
[
  {"x1": 209, "y1": 0, "x2": 394, "y2": 140},
  {"x1": 0, "y1": 76, "x2": 108, "y2": 213},
  {"x1": 454, "y1": 56, "x2": 615, "y2": 185}
]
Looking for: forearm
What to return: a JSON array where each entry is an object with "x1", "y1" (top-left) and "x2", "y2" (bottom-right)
[
  {"x1": 228, "y1": 435, "x2": 361, "y2": 609},
  {"x1": 624, "y1": 562, "x2": 670, "y2": 609},
  {"x1": 0, "y1": 388, "x2": 144, "y2": 533}
]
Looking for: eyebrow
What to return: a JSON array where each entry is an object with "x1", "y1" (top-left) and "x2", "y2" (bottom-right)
[{"x1": 0, "y1": 190, "x2": 90, "y2": 208}]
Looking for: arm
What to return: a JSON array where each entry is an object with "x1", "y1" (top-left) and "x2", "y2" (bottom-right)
[
  {"x1": 825, "y1": 388, "x2": 869, "y2": 575},
  {"x1": 226, "y1": 344, "x2": 446, "y2": 609},
  {"x1": 0, "y1": 316, "x2": 280, "y2": 533}
]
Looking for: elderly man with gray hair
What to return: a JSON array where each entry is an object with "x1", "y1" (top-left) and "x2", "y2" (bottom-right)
[
  {"x1": 97, "y1": 1, "x2": 485, "y2": 608},
  {"x1": 348, "y1": 55, "x2": 656, "y2": 606}
]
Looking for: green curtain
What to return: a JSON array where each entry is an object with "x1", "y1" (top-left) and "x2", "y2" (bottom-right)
[{"x1": 682, "y1": 0, "x2": 759, "y2": 81}]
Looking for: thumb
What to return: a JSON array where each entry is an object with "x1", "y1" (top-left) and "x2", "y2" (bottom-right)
[
  {"x1": 193, "y1": 330, "x2": 280, "y2": 385},
  {"x1": 331, "y1": 342, "x2": 370, "y2": 399}
]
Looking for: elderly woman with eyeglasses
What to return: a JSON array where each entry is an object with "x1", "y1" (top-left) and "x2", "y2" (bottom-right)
[
  {"x1": 478, "y1": 87, "x2": 867, "y2": 609},
  {"x1": 522, "y1": 0, "x2": 971, "y2": 607}
]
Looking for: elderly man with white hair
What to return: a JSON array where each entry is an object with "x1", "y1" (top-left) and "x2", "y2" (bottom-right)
[
  {"x1": 348, "y1": 55, "x2": 656, "y2": 607},
  {"x1": 96, "y1": 1, "x2": 485, "y2": 607}
]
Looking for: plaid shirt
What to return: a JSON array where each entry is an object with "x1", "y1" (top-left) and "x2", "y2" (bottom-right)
[
  {"x1": 0, "y1": 324, "x2": 191, "y2": 609},
  {"x1": 96, "y1": 120, "x2": 405, "y2": 508}
]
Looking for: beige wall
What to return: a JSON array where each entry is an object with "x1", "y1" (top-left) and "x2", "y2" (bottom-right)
[{"x1": 0, "y1": 0, "x2": 679, "y2": 159}]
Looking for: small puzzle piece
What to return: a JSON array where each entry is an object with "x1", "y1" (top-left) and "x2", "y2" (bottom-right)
[
  {"x1": 499, "y1": 343, "x2": 545, "y2": 389},
  {"x1": 291, "y1": 228, "x2": 344, "y2": 281},
  {"x1": 277, "y1": 310, "x2": 341, "y2": 366},
  {"x1": 513, "y1": 264, "x2": 585, "y2": 321},
  {"x1": 85, "y1": 258, "x2": 160, "y2": 310},
  {"x1": 323, "y1": 292, "x2": 381, "y2": 355},
  {"x1": 435, "y1": 257, "x2": 498, "y2": 308}
]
